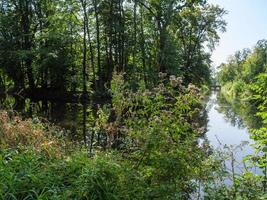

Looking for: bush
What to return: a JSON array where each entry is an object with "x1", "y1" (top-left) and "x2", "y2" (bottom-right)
[
  {"x1": 0, "y1": 110, "x2": 67, "y2": 156},
  {"x1": 0, "y1": 73, "x2": 213, "y2": 199},
  {"x1": 2, "y1": 72, "x2": 266, "y2": 199}
]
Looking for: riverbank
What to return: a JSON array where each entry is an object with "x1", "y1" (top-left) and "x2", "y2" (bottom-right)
[
  {"x1": 1, "y1": 108, "x2": 266, "y2": 200},
  {"x1": 0, "y1": 78, "x2": 213, "y2": 199},
  {"x1": 1, "y1": 80, "x2": 266, "y2": 199}
]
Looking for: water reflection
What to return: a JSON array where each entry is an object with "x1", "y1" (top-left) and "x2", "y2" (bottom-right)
[
  {"x1": 0, "y1": 95, "x2": 119, "y2": 154},
  {"x1": 216, "y1": 93, "x2": 261, "y2": 130},
  {"x1": 0, "y1": 95, "x2": 89, "y2": 142},
  {"x1": 0, "y1": 91, "x2": 259, "y2": 157},
  {"x1": 206, "y1": 92, "x2": 254, "y2": 146},
  {"x1": 208, "y1": 92, "x2": 265, "y2": 177},
  {"x1": 205, "y1": 92, "x2": 259, "y2": 173},
  {"x1": 1, "y1": 93, "x2": 210, "y2": 154}
]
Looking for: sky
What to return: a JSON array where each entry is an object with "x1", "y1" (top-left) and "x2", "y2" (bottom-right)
[{"x1": 208, "y1": 0, "x2": 267, "y2": 67}]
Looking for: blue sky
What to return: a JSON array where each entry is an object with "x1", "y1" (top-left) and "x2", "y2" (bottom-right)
[{"x1": 208, "y1": 0, "x2": 267, "y2": 67}]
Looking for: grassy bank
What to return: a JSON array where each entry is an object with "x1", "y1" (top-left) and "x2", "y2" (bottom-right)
[
  {"x1": 0, "y1": 75, "x2": 210, "y2": 199},
  {"x1": 1, "y1": 74, "x2": 266, "y2": 199},
  {"x1": 0, "y1": 111, "x2": 152, "y2": 199}
]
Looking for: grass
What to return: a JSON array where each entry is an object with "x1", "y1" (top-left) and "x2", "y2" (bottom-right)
[
  {"x1": 0, "y1": 110, "x2": 146, "y2": 200},
  {"x1": 0, "y1": 149, "x2": 145, "y2": 200}
]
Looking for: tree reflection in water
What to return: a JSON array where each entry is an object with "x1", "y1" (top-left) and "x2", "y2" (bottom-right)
[{"x1": 215, "y1": 92, "x2": 261, "y2": 130}]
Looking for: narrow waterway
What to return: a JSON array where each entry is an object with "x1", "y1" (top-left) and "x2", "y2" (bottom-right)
[
  {"x1": 205, "y1": 91, "x2": 257, "y2": 173},
  {"x1": 207, "y1": 92, "x2": 252, "y2": 147},
  {"x1": 0, "y1": 91, "x2": 258, "y2": 165}
]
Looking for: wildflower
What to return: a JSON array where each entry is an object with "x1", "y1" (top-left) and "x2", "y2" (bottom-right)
[
  {"x1": 162, "y1": 110, "x2": 173, "y2": 116},
  {"x1": 169, "y1": 75, "x2": 183, "y2": 87},
  {"x1": 188, "y1": 83, "x2": 196, "y2": 90},
  {"x1": 188, "y1": 83, "x2": 200, "y2": 94},
  {"x1": 154, "y1": 116, "x2": 161, "y2": 123},
  {"x1": 180, "y1": 85, "x2": 186, "y2": 90},
  {"x1": 159, "y1": 72, "x2": 167, "y2": 78},
  {"x1": 197, "y1": 127, "x2": 206, "y2": 134},
  {"x1": 169, "y1": 75, "x2": 176, "y2": 81},
  {"x1": 143, "y1": 90, "x2": 152, "y2": 97},
  {"x1": 157, "y1": 83, "x2": 165, "y2": 92},
  {"x1": 192, "y1": 122, "x2": 199, "y2": 128},
  {"x1": 170, "y1": 76, "x2": 178, "y2": 87},
  {"x1": 176, "y1": 77, "x2": 183, "y2": 84}
]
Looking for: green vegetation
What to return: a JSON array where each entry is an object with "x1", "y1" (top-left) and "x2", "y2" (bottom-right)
[
  {"x1": 217, "y1": 40, "x2": 267, "y2": 101},
  {"x1": 0, "y1": 0, "x2": 266, "y2": 199},
  {"x1": 250, "y1": 73, "x2": 267, "y2": 189},
  {"x1": 0, "y1": 75, "x2": 210, "y2": 199},
  {"x1": 217, "y1": 40, "x2": 267, "y2": 131},
  {"x1": 0, "y1": 0, "x2": 226, "y2": 95},
  {"x1": 217, "y1": 39, "x2": 267, "y2": 197},
  {"x1": 1, "y1": 74, "x2": 266, "y2": 199}
]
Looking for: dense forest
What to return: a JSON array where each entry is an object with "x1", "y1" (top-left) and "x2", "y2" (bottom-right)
[
  {"x1": 217, "y1": 40, "x2": 267, "y2": 129},
  {"x1": 0, "y1": 0, "x2": 226, "y2": 96},
  {"x1": 0, "y1": 0, "x2": 266, "y2": 199}
]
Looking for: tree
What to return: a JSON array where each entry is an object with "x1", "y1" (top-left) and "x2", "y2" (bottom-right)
[{"x1": 0, "y1": 0, "x2": 226, "y2": 94}]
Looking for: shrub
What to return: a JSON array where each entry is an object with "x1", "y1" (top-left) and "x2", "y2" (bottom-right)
[{"x1": 0, "y1": 110, "x2": 66, "y2": 156}]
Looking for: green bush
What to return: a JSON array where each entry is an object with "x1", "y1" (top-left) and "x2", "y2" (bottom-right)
[
  {"x1": 0, "y1": 73, "x2": 212, "y2": 199},
  {"x1": 1, "y1": 72, "x2": 266, "y2": 199}
]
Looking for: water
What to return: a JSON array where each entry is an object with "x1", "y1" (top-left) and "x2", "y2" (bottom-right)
[
  {"x1": 0, "y1": 95, "x2": 92, "y2": 142},
  {"x1": 207, "y1": 92, "x2": 253, "y2": 148},
  {"x1": 205, "y1": 92, "x2": 259, "y2": 174},
  {"x1": 0, "y1": 92, "x2": 258, "y2": 158}
]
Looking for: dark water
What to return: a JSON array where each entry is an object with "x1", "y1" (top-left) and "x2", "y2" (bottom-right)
[
  {"x1": 0, "y1": 95, "x2": 93, "y2": 143},
  {"x1": 0, "y1": 92, "x2": 258, "y2": 158}
]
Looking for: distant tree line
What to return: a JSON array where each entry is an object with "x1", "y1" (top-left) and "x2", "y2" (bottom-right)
[{"x1": 217, "y1": 39, "x2": 267, "y2": 98}]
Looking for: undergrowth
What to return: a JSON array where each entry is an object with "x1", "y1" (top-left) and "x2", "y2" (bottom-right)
[{"x1": 0, "y1": 73, "x2": 266, "y2": 199}]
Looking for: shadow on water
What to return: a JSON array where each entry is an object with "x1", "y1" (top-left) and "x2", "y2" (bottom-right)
[
  {"x1": 0, "y1": 94, "x2": 116, "y2": 154},
  {"x1": 0, "y1": 91, "x2": 261, "y2": 158},
  {"x1": 1, "y1": 92, "x2": 211, "y2": 154},
  {"x1": 0, "y1": 95, "x2": 90, "y2": 147},
  {"x1": 216, "y1": 93, "x2": 261, "y2": 130}
]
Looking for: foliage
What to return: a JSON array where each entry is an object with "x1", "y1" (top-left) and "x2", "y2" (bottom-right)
[
  {"x1": 218, "y1": 40, "x2": 267, "y2": 97},
  {"x1": 1, "y1": 70, "x2": 267, "y2": 199},
  {"x1": 108, "y1": 73, "x2": 208, "y2": 198},
  {"x1": 0, "y1": 110, "x2": 67, "y2": 156},
  {"x1": 203, "y1": 144, "x2": 267, "y2": 200},
  {"x1": 249, "y1": 73, "x2": 267, "y2": 191},
  {"x1": 0, "y1": 149, "x2": 148, "y2": 200},
  {"x1": 0, "y1": 73, "x2": 216, "y2": 199},
  {"x1": 215, "y1": 41, "x2": 266, "y2": 130},
  {"x1": 0, "y1": 0, "x2": 226, "y2": 93},
  {"x1": 217, "y1": 39, "x2": 267, "y2": 197}
]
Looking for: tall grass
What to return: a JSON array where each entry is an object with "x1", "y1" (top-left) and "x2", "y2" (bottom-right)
[{"x1": 0, "y1": 149, "x2": 146, "y2": 200}]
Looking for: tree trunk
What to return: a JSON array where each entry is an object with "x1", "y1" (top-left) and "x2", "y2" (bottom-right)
[
  {"x1": 81, "y1": 0, "x2": 87, "y2": 94},
  {"x1": 93, "y1": 0, "x2": 101, "y2": 89},
  {"x1": 158, "y1": 22, "x2": 167, "y2": 73},
  {"x1": 133, "y1": 0, "x2": 137, "y2": 70},
  {"x1": 140, "y1": 6, "x2": 147, "y2": 84},
  {"x1": 21, "y1": 0, "x2": 35, "y2": 89},
  {"x1": 83, "y1": 1, "x2": 96, "y2": 90}
]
